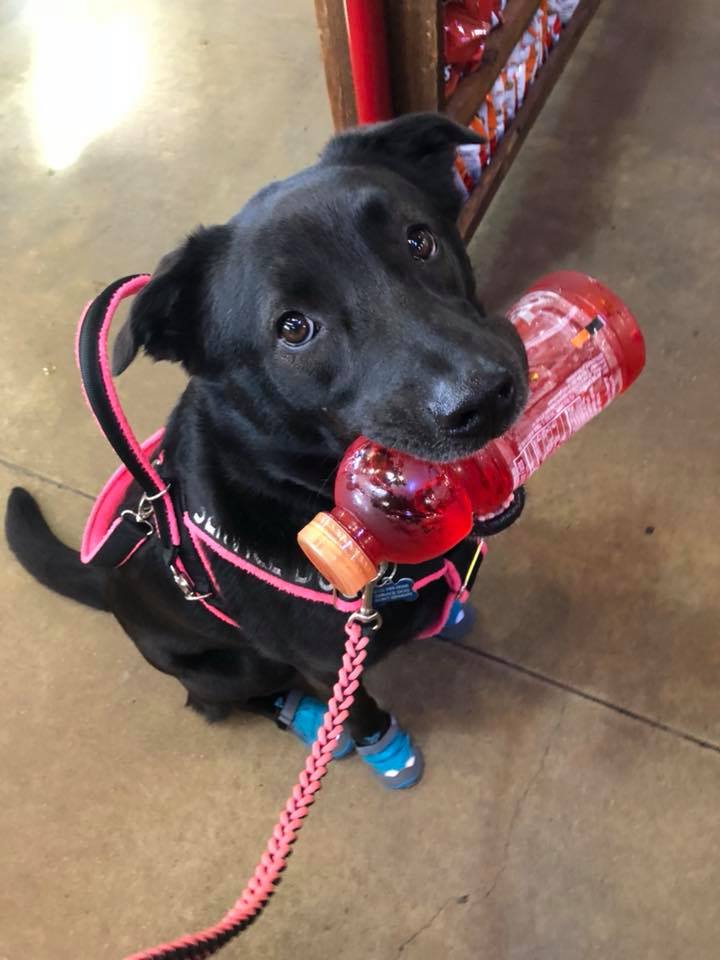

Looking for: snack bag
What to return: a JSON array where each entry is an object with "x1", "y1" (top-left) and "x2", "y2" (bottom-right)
[{"x1": 547, "y1": 0, "x2": 580, "y2": 24}]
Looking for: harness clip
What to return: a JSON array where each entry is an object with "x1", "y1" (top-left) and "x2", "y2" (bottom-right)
[
  {"x1": 347, "y1": 565, "x2": 385, "y2": 631},
  {"x1": 169, "y1": 562, "x2": 213, "y2": 602},
  {"x1": 121, "y1": 483, "x2": 171, "y2": 531},
  {"x1": 120, "y1": 509, "x2": 154, "y2": 538},
  {"x1": 137, "y1": 483, "x2": 171, "y2": 519}
]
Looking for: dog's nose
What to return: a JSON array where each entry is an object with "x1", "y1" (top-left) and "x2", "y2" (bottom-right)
[{"x1": 440, "y1": 371, "x2": 517, "y2": 438}]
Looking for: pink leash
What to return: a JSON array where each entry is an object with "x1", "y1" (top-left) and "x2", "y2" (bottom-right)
[
  {"x1": 76, "y1": 276, "x2": 381, "y2": 958},
  {"x1": 125, "y1": 616, "x2": 373, "y2": 960}
]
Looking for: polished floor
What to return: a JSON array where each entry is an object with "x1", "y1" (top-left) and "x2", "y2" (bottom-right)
[{"x1": 2, "y1": 1, "x2": 719, "y2": 957}]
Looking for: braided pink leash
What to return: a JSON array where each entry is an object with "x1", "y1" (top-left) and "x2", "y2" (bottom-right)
[{"x1": 124, "y1": 617, "x2": 370, "y2": 960}]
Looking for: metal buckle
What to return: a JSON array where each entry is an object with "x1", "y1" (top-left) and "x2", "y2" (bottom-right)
[
  {"x1": 121, "y1": 483, "x2": 171, "y2": 530},
  {"x1": 169, "y1": 562, "x2": 213, "y2": 602},
  {"x1": 376, "y1": 563, "x2": 397, "y2": 587},
  {"x1": 120, "y1": 509, "x2": 154, "y2": 537},
  {"x1": 332, "y1": 562, "x2": 394, "y2": 613},
  {"x1": 137, "y1": 483, "x2": 171, "y2": 519},
  {"x1": 123, "y1": 487, "x2": 210, "y2": 603},
  {"x1": 347, "y1": 564, "x2": 386, "y2": 631}
]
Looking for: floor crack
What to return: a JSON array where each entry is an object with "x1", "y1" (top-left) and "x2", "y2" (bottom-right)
[
  {"x1": 395, "y1": 895, "x2": 457, "y2": 957},
  {"x1": 482, "y1": 700, "x2": 567, "y2": 903},
  {"x1": 440, "y1": 638, "x2": 720, "y2": 756},
  {"x1": 0, "y1": 454, "x2": 94, "y2": 500},
  {"x1": 394, "y1": 703, "x2": 566, "y2": 956}
]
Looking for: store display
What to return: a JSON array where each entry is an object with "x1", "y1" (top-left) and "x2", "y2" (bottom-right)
[
  {"x1": 318, "y1": 0, "x2": 599, "y2": 241},
  {"x1": 453, "y1": 0, "x2": 583, "y2": 198}
]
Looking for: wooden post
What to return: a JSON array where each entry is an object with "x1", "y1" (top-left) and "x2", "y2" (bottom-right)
[
  {"x1": 314, "y1": 0, "x2": 357, "y2": 130},
  {"x1": 385, "y1": 0, "x2": 443, "y2": 115},
  {"x1": 314, "y1": 0, "x2": 442, "y2": 129}
]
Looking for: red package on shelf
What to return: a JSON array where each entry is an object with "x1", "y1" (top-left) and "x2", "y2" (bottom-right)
[
  {"x1": 443, "y1": 1, "x2": 508, "y2": 98},
  {"x1": 443, "y1": 3, "x2": 491, "y2": 67}
]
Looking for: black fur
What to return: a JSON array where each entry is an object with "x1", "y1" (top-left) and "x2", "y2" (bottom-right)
[
  {"x1": 6, "y1": 115, "x2": 527, "y2": 741},
  {"x1": 6, "y1": 487, "x2": 109, "y2": 611}
]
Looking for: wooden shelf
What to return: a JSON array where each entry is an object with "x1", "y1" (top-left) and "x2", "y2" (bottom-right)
[
  {"x1": 445, "y1": 0, "x2": 541, "y2": 125},
  {"x1": 457, "y1": 0, "x2": 604, "y2": 241}
]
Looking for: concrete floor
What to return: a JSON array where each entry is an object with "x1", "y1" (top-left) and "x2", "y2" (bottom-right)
[{"x1": 2, "y1": 1, "x2": 719, "y2": 957}]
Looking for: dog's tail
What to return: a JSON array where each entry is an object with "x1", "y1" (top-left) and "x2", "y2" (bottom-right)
[{"x1": 5, "y1": 487, "x2": 109, "y2": 611}]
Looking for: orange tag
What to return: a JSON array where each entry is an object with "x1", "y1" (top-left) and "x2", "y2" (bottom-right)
[{"x1": 571, "y1": 329, "x2": 591, "y2": 348}]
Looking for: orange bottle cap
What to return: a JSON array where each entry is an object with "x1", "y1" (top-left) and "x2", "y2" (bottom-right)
[{"x1": 297, "y1": 511, "x2": 378, "y2": 597}]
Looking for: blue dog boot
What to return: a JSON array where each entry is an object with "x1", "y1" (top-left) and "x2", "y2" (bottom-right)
[
  {"x1": 437, "y1": 599, "x2": 476, "y2": 642},
  {"x1": 356, "y1": 716, "x2": 424, "y2": 789},
  {"x1": 276, "y1": 690, "x2": 354, "y2": 759}
]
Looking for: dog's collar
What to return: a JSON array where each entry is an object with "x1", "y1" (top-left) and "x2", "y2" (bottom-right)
[{"x1": 184, "y1": 505, "x2": 351, "y2": 602}]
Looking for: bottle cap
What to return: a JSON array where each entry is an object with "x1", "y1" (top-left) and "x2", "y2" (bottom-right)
[{"x1": 297, "y1": 511, "x2": 378, "y2": 597}]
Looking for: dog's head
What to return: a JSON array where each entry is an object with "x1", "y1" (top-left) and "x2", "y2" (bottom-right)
[{"x1": 113, "y1": 114, "x2": 527, "y2": 466}]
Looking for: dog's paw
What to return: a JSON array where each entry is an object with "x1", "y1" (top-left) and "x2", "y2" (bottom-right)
[
  {"x1": 356, "y1": 717, "x2": 424, "y2": 789},
  {"x1": 437, "y1": 600, "x2": 476, "y2": 643},
  {"x1": 185, "y1": 692, "x2": 233, "y2": 723},
  {"x1": 276, "y1": 690, "x2": 354, "y2": 759}
]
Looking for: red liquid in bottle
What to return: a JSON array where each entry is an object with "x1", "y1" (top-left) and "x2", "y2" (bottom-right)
[
  {"x1": 456, "y1": 271, "x2": 646, "y2": 518},
  {"x1": 298, "y1": 272, "x2": 645, "y2": 595},
  {"x1": 333, "y1": 440, "x2": 474, "y2": 566}
]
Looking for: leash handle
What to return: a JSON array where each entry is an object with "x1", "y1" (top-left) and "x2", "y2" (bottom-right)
[{"x1": 75, "y1": 275, "x2": 181, "y2": 553}]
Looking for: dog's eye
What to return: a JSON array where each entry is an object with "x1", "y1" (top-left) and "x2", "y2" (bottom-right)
[
  {"x1": 277, "y1": 312, "x2": 316, "y2": 347},
  {"x1": 407, "y1": 225, "x2": 437, "y2": 261}
]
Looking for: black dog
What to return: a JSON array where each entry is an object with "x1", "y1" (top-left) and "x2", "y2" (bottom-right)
[{"x1": 6, "y1": 114, "x2": 527, "y2": 784}]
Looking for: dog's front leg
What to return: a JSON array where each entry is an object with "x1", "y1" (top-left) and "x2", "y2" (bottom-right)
[
  {"x1": 317, "y1": 677, "x2": 425, "y2": 789},
  {"x1": 312, "y1": 674, "x2": 390, "y2": 743},
  {"x1": 346, "y1": 681, "x2": 392, "y2": 743}
]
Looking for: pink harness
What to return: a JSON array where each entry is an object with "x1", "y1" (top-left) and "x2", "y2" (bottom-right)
[
  {"x1": 77, "y1": 276, "x2": 465, "y2": 640},
  {"x1": 81, "y1": 424, "x2": 463, "y2": 635}
]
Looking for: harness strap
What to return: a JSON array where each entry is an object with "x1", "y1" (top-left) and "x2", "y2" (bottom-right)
[
  {"x1": 75, "y1": 275, "x2": 181, "y2": 556},
  {"x1": 80, "y1": 430, "x2": 166, "y2": 568},
  {"x1": 91, "y1": 514, "x2": 153, "y2": 568},
  {"x1": 76, "y1": 276, "x2": 227, "y2": 612}
]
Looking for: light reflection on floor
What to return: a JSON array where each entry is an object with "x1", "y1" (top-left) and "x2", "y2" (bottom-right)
[{"x1": 24, "y1": 0, "x2": 146, "y2": 170}]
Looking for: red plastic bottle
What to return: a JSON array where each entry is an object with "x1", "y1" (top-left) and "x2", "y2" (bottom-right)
[{"x1": 298, "y1": 272, "x2": 645, "y2": 596}]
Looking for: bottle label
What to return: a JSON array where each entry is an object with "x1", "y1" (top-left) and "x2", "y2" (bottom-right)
[{"x1": 506, "y1": 291, "x2": 624, "y2": 488}]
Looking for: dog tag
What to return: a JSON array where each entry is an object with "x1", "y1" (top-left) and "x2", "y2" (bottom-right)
[{"x1": 372, "y1": 577, "x2": 418, "y2": 607}]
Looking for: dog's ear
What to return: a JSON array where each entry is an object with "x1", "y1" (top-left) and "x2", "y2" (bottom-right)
[
  {"x1": 112, "y1": 225, "x2": 230, "y2": 376},
  {"x1": 320, "y1": 112, "x2": 484, "y2": 220}
]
